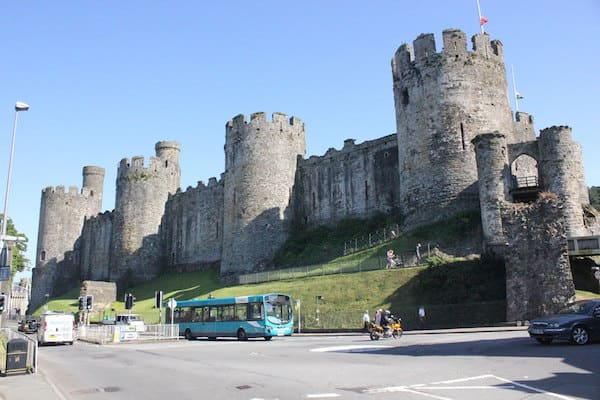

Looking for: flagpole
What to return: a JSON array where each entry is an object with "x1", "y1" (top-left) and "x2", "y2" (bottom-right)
[
  {"x1": 511, "y1": 64, "x2": 520, "y2": 112},
  {"x1": 476, "y1": 0, "x2": 484, "y2": 33}
]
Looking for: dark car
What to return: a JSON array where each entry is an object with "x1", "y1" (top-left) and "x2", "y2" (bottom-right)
[
  {"x1": 528, "y1": 299, "x2": 600, "y2": 345},
  {"x1": 17, "y1": 316, "x2": 39, "y2": 334}
]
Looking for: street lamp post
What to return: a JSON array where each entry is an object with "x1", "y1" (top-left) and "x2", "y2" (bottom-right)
[{"x1": 0, "y1": 101, "x2": 29, "y2": 267}]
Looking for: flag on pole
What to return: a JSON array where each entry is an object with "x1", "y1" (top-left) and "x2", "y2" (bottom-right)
[
  {"x1": 480, "y1": 16, "x2": 489, "y2": 25},
  {"x1": 516, "y1": 92, "x2": 524, "y2": 100}
]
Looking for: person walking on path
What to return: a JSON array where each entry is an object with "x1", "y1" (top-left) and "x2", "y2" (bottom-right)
[
  {"x1": 374, "y1": 309, "x2": 382, "y2": 326},
  {"x1": 362, "y1": 310, "x2": 370, "y2": 332},
  {"x1": 418, "y1": 305, "x2": 426, "y2": 329},
  {"x1": 416, "y1": 243, "x2": 422, "y2": 264}
]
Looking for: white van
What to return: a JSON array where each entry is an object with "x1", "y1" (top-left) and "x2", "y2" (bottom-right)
[
  {"x1": 37, "y1": 311, "x2": 75, "y2": 345},
  {"x1": 115, "y1": 313, "x2": 145, "y2": 332}
]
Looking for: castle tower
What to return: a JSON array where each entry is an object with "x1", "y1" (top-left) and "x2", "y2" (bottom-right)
[
  {"x1": 472, "y1": 132, "x2": 510, "y2": 251},
  {"x1": 538, "y1": 126, "x2": 589, "y2": 236},
  {"x1": 221, "y1": 112, "x2": 305, "y2": 274},
  {"x1": 391, "y1": 29, "x2": 514, "y2": 229},
  {"x1": 35, "y1": 166, "x2": 105, "y2": 269},
  {"x1": 111, "y1": 141, "x2": 180, "y2": 282}
]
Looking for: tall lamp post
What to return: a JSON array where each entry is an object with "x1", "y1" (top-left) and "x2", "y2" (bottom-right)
[
  {"x1": 0, "y1": 102, "x2": 29, "y2": 270},
  {"x1": 0, "y1": 101, "x2": 29, "y2": 327}
]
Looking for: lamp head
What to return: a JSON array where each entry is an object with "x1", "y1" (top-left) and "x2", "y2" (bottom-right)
[{"x1": 15, "y1": 102, "x2": 30, "y2": 112}]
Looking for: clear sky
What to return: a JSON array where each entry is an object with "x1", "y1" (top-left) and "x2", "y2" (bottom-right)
[{"x1": 2, "y1": 1, "x2": 599, "y2": 281}]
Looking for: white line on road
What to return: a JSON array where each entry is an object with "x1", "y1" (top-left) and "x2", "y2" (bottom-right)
[
  {"x1": 310, "y1": 345, "x2": 392, "y2": 352},
  {"x1": 492, "y1": 375, "x2": 576, "y2": 400},
  {"x1": 364, "y1": 374, "x2": 576, "y2": 400}
]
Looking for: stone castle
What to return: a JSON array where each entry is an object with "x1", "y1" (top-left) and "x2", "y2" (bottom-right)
[{"x1": 30, "y1": 28, "x2": 599, "y2": 320}]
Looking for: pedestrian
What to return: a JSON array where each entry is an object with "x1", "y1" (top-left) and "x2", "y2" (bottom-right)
[
  {"x1": 374, "y1": 309, "x2": 382, "y2": 326},
  {"x1": 416, "y1": 243, "x2": 422, "y2": 263},
  {"x1": 362, "y1": 310, "x2": 370, "y2": 332},
  {"x1": 386, "y1": 249, "x2": 396, "y2": 269},
  {"x1": 418, "y1": 305, "x2": 426, "y2": 329}
]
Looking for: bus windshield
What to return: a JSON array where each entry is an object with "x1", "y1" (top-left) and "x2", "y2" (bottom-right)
[{"x1": 265, "y1": 294, "x2": 292, "y2": 325}]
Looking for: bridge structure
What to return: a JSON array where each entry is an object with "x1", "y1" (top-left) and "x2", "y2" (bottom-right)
[{"x1": 567, "y1": 235, "x2": 600, "y2": 256}]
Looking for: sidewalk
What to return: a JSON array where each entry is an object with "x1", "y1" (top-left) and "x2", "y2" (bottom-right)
[{"x1": 0, "y1": 371, "x2": 63, "y2": 400}]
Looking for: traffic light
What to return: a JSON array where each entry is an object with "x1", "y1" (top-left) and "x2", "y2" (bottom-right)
[
  {"x1": 86, "y1": 295, "x2": 93, "y2": 310},
  {"x1": 78, "y1": 296, "x2": 85, "y2": 311},
  {"x1": 0, "y1": 294, "x2": 6, "y2": 312},
  {"x1": 155, "y1": 290, "x2": 163, "y2": 309}
]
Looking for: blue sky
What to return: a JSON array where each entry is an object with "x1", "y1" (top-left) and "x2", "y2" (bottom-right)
[{"x1": 2, "y1": 1, "x2": 599, "y2": 280}]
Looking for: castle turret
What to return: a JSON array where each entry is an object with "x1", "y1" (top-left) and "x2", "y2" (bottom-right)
[
  {"x1": 111, "y1": 141, "x2": 180, "y2": 283},
  {"x1": 221, "y1": 112, "x2": 305, "y2": 274},
  {"x1": 391, "y1": 29, "x2": 514, "y2": 229},
  {"x1": 472, "y1": 132, "x2": 510, "y2": 251},
  {"x1": 538, "y1": 126, "x2": 589, "y2": 236},
  {"x1": 35, "y1": 166, "x2": 105, "y2": 269}
]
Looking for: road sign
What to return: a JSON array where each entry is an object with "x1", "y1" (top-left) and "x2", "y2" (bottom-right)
[{"x1": 595, "y1": 270, "x2": 600, "y2": 281}]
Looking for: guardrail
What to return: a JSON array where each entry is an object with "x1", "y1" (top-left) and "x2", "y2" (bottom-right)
[{"x1": 77, "y1": 324, "x2": 179, "y2": 345}]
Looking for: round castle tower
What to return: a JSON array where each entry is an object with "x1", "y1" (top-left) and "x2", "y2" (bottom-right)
[
  {"x1": 472, "y1": 132, "x2": 510, "y2": 249},
  {"x1": 538, "y1": 126, "x2": 589, "y2": 236},
  {"x1": 391, "y1": 29, "x2": 514, "y2": 229},
  {"x1": 221, "y1": 112, "x2": 306, "y2": 274},
  {"x1": 112, "y1": 141, "x2": 181, "y2": 281},
  {"x1": 36, "y1": 166, "x2": 105, "y2": 268}
]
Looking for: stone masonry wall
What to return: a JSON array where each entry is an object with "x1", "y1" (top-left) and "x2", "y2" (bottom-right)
[
  {"x1": 161, "y1": 178, "x2": 224, "y2": 272},
  {"x1": 503, "y1": 195, "x2": 575, "y2": 321},
  {"x1": 294, "y1": 134, "x2": 400, "y2": 227}
]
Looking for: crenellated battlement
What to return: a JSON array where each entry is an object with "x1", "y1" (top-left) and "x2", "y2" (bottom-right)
[
  {"x1": 392, "y1": 29, "x2": 504, "y2": 79},
  {"x1": 226, "y1": 112, "x2": 304, "y2": 131},
  {"x1": 42, "y1": 185, "x2": 95, "y2": 199},
  {"x1": 302, "y1": 134, "x2": 397, "y2": 165}
]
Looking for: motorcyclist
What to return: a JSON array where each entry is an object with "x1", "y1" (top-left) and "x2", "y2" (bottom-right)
[{"x1": 381, "y1": 310, "x2": 392, "y2": 335}]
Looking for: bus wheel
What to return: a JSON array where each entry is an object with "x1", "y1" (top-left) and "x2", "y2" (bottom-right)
[
  {"x1": 184, "y1": 329, "x2": 194, "y2": 340},
  {"x1": 264, "y1": 336, "x2": 272, "y2": 341},
  {"x1": 237, "y1": 329, "x2": 248, "y2": 341}
]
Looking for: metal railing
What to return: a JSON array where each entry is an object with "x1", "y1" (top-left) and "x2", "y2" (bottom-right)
[
  {"x1": 343, "y1": 223, "x2": 400, "y2": 256},
  {"x1": 238, "y1": 248, "x2": 427, "y2": 285},
  {"x1": 76, "y1": 324, "x2": 179, "y2": 345},
  {"x1": 513, "y1": 175, "x2": 539, "y2": 188}
]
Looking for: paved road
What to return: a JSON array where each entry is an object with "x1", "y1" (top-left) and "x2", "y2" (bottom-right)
[{"x1": 2, "y1": 329, "x2": 599, "y2": 400}]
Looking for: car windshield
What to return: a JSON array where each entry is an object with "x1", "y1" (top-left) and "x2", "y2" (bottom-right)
[{"x1": 558, "y1": 301, "x2": 595, "y2": 314}]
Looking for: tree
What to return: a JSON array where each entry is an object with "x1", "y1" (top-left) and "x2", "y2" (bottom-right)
[
  {"x1": 0, "y1": 213, "x2": 29, "y2": 276},
  {"x1": 590, "y1": 186, "x2": 600, "y2": 210}
]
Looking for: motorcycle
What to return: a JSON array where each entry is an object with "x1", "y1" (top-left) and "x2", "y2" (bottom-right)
[{"x1": 368, "y1": 317, "x2": 402, "y2": 340}]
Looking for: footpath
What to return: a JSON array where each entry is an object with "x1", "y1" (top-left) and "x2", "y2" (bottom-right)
[{"x1": 0, "y1": 325, "x2": 528, "y2": 400}]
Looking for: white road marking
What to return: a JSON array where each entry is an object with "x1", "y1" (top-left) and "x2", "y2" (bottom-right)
[
  {"x1": 493, "y1": 375, "x2": 576, "y2": 400},
  {"x1": 363, "y1": 374, "x2": 576, "y2": 400},
  {"x1": 310, "y1": 345, "x2": 392, "y2": 353}
]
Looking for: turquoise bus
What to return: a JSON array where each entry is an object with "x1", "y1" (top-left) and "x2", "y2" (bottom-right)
[{"x1": 169, "y1": 293, "x2": 294, "y2": 340}]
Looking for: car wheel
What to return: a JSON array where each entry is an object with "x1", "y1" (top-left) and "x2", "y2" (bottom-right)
[
  {"x1": 184, "y1": 329, "x2": 194, "y2": 340},
  {"x1": 571, "y1": 326, "x2": 589, "y2": 345},
  {"x1": 264, "y1": 336, "x2": 272, "y2": 341},
  {"x1": 237, "y1": 329, "x2": 248, "y2": 341},
  {"x1": 535, "y1": 337, "x2": 553, "y2": 344}
]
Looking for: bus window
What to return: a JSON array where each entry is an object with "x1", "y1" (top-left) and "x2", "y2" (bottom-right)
[
  {"x1": 249, "y1": 302, "x2": 263, "y2": 320},
  {"x1": 221, "y1": 305, "x2": 235, "y2": 321},
  {"x1": 235, "y1": 304, "x2": 247, "y2": 321},
  {"x1": 209, "y1": 306, "x2": 218, "y2": 322},
  {"x1": 193, "y1": 307, "x2": 202, "y2": 322}
]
